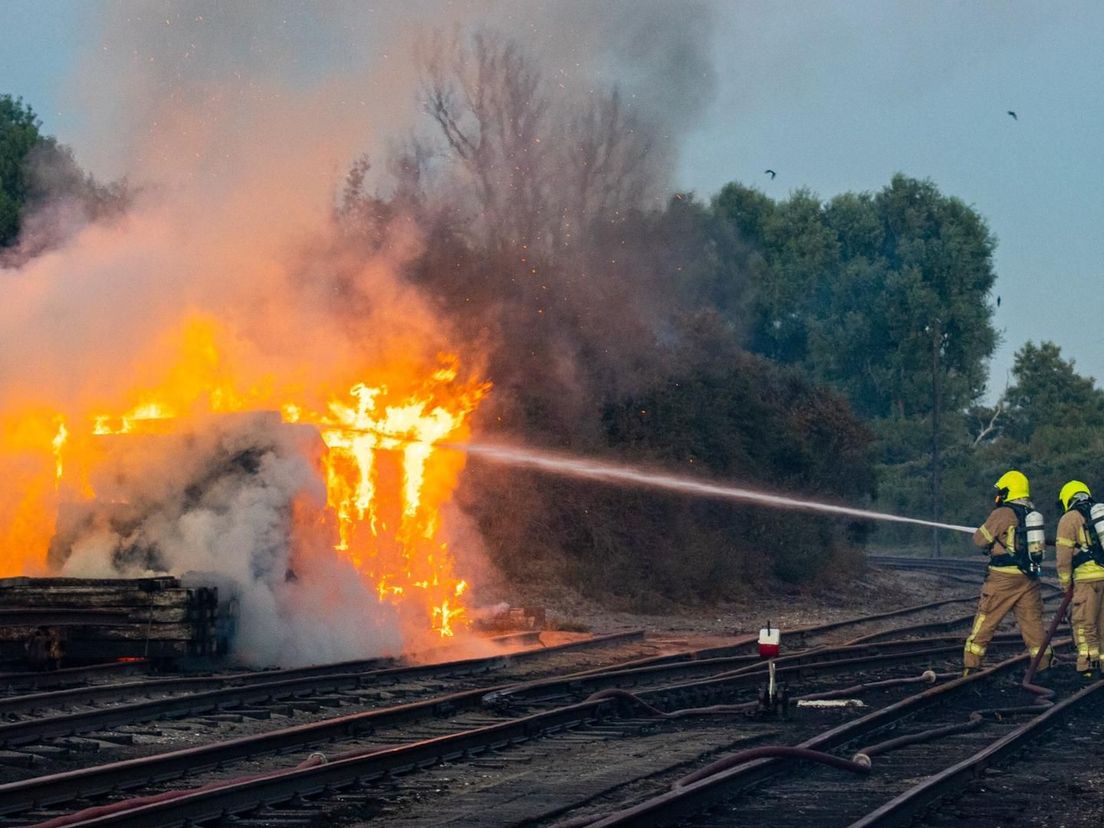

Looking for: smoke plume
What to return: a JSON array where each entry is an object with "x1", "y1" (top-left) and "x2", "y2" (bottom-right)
[{"x1": 0, "y1": 1, "x2": 720, "y2": 665}]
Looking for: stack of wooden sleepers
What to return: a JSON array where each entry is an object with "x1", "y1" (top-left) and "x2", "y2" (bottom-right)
[{"x1": 0, "y1": 576, "x2": 223, "y2": 668}]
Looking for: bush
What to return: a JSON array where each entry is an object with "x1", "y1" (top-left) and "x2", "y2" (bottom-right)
[{"x1": 461, "y1": 327, "x2": 876, "y2": 604}]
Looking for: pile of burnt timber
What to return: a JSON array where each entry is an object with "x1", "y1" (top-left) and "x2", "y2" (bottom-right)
[
  {"x1": 474, "y1": 605, "x2": 547, "y2": 632},
  {"x1": 0, "y1": 576, "x2": 224, "y2": 668}
]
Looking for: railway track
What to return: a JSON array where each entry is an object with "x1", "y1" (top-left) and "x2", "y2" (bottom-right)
[
  {"x1": 867, "y1": 554, "x2": 1061, "y2": 586},
  {"x1": 0, "y1": 589, "x2": 1053, "y2": 827},
  {"x1": 0, "y1": 631, "x2": 651, "y2": 758},
  {"x1": 0, "y1": 632, "x2": 547, "y2": 699},
  {"x1": 552, "y1": 652, "x2": 1091, "y2": 827},
  {"x1": 909, "y1": 680, "x2": 1104, "y2": 828},
  {"x1": 5, "y1": 634, "x2": 1003, "y2": 826},
  {"x1": 0, "y1": 569, "x2": 1081, "y2": 828},
  {"x1": 0, "y1": 592, "x2": 982, "y2": 754},
  {"x1": 0, "y1": 661, "x2": 152, "y2": 695}
]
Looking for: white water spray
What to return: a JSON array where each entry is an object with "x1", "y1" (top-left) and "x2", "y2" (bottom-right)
[{"x1": 447, "y1": 441, "x2": 976, "y2": 535}]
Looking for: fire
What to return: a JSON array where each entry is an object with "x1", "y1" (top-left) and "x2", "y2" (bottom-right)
[
  {"x1": 92, "y1": 401, "x2": 175, "y2": 435},
  {"x1": 2, "y1": 317, "x2": 490, "y2": 641},
  {"x1": 51, "y1": 420, "x2": 68, "y2": 486},
  {"x1": 312, "y1": 377, "x2": 488, "y2": 636}
]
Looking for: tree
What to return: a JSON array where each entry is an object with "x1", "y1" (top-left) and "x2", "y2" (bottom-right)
[
  {"x1": 712, "y1": 184, "x2": 837, "y2": 364},
  {"x1": 948, "y1": 341, "x2": 1104, "y2": 531},
  {"x1": 711, "y1": 176, "x2": 998, "y2": 425},
  {"x1": 0, "y1": 95, "x2": 42, "y2": 246},
  {"x1": 0, "y1": 94, "x2": 128, "y2": 262},
  {"x1": 397, "y1": 27, "x2": 690, "y2": 434},
  {"x1": 807, "y1": 176, "x2": 999, "y2": 420},
  {"x1": 1002, "y1": 341, "x2": 1104, "y2": 442},
  {"x1": 418, "y1": 28, "x2": 662, "y2": 259},
  {"x1": 842, "y1": 177, "x2": 997, "y2": 554},
  {"x1": 709, "y1": 176, "x2": 999, "y2": 554}
]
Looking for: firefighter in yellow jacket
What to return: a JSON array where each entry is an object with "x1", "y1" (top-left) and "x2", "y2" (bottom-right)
[
  {"x1": 963, "y1": 470, "x2": 1051, "y2": 674},
  {"x1": 1055, "y1": 480, "x2": 1104, "y2": 678}
]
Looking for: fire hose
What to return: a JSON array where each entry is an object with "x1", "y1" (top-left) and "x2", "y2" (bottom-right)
[
  {"x1": 850, "y1": 704, "x2": 1043, "y2": 765},
  {"x1": 1022, "y1": 582, "x2": 1075, "y2": 701},
  {"x1": 849, "y1": 585, "x2": 1076, "y2": 765},
  {"x1": 584, "y1": 670, "x2": 948, "y2": 721},
  {"x1": 592, "y1": 594, "x2": 1078, "y2": 799},
  {"x1": 33, "y1": 752, "x2": 331, "y2": 828},
  {"x1": 578, "y1": 671, "x2": 947, "y2": 793},
  {"x1": 676, "y1": 745, "x2": 872, "y2": 788}
]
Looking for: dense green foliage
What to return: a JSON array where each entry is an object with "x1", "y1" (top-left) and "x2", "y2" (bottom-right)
[
  {"x1": 457, "y1": 315, "x2": 873, "y2": 604},
  {"x1": 0, "y1": 93, "x2": 126, "y2": 257},
  {"x1": 708, "y1": 176, "x2": 1001, "y2": 552},
  {"x1": 712, "y1": 176, "x2": 998, "y2": 419},
  {"x1": 0, "y1": 95, "x2": 41, "y2": 246},
  {"x1": 981, "y1": 343, "x2": 1104, "y2": 523}
]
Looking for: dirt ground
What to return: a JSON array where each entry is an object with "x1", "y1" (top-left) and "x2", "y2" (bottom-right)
[{"x1": 476, "y1": 565, "x2": 976, "y2": 649}]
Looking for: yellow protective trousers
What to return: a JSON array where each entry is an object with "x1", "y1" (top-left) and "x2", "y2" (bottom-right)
[
  {"x1": 1070, "y1": 580, "x2": 1104, "y2": 672},
  {"x1": 963, "y1": 570, "x2": 1051, "y2": 670}
]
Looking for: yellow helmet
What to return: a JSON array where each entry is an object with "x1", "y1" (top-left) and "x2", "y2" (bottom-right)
[
  {"x1": 994, "y1": 470, "x2": 1030, "y2": 504},
  {"x1": 1059, "y1": 480, "x2": 1092, "y2": 511}
]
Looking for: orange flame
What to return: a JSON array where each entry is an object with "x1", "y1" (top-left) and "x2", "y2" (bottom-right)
[
  {"x1": 51, "y1": 420, "x2": 68, "y2": 487},
  {"x1": 0, "y1": 316, "x2": 489, "y2": 640}
]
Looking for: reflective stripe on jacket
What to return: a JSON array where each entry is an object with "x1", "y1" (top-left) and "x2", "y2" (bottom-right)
[
  {"x1": 1055, "y1": 510, "x2": 1104, "y2": 586},
  {"x1": 973, "y1": 504, "x2": 1025, "y2": 575}
]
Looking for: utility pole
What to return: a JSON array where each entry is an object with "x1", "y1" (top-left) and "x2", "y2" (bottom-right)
[{"x1": 931, "y1": 324, "x2": 944, "y2": 559}]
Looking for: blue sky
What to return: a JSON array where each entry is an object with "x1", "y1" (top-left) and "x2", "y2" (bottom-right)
[
  {"x1": 680, "y1": 3, "x2": 1104, "y2": 399},
  {"x1": 3, "y1": 1, "x2": 1103, "y2": 401},
  {"x1": 1, "y1": 1, "x2": 85, "y2": 135}
]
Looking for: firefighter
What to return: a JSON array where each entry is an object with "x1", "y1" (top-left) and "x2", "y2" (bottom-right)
[
  {"x1": 1055, "y1": 480, "x2": 1104, "y2": 678},
  {"x1": 963, "y1": 470, "x2": 1051, "y2": 675}
]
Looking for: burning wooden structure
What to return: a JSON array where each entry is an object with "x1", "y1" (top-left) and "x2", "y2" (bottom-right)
[{"x1": 0, "y1": 575, "x2": 229, "y2": 668}]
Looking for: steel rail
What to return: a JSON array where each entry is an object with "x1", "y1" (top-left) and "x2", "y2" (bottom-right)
[
  {"x1": 0, "y1": 676, "x2": 239, "y2": 718},
  {"x1": 0, "y1": 661, "x2": 150, "y2": 694},
  {"x1": 867, "y1": 554, "x2": 994, "y2": 569},
  {"x1": 574, "y1": 653, "x2": 1033, "y2": 827},
  {"x1": 868, "y1": 554, "x2": 1060, "y2": 578},
  {"x1": 486, "y1": 633, "x2": 1028, "y2": 706},
  {"x1": 848, "y1": 677, "x2": 1104, "y2": 827},
  {"x1": 20, "y1": 643, "x2": 1003, "y2": 827},
  {"x1": 0, "y1": 601, "x2": 1013, "y2": 820},
  {"x1": 0, "y1": 631, "x2": 997, "y2": 819},
  {"x1": 0, "y1": 631, "x2": 642, "y2": 815},
  {"x1": 0, "y1": 630, "x2": 643, "y2": 748},
  {"x1": 591, "y1": 592, "x2": 984, "y2": 672},
  {"x1": 842, "y1": 588, "x2": 1067, "y2": 645},
  {"x1": 50, "y1": 657, "x2": 1028, "y2": 827},
  {"x1": 629, "y1": 642, "x2": 1029, "y2": 717},
  {"x1": 32, "y1": 699, "x2": 624, "y2": 827},
  {"x1": 0, "y1": 631, "x2": 542, "y2": 718},
  {"x1": 478, "y1": 595, "x2": 993, "y2": 705},
  {"x1": 780, "y1": 595, "x2": 978, "y2": 642}
]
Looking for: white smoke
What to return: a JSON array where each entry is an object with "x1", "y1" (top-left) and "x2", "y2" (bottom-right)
[{"x1": 57, "y1": 413, "x2": 402, "y2": 666}]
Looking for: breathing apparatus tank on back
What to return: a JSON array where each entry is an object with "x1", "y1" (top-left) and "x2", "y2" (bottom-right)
[
  {"x1": 1090, "y1": 503, "x2": 1104, "y2": 548},
  {"x1": 1024, "y1": 509, "x2": 1045, "y2": 576},
  {"x1": 1061, "y1": 481, "x2": 1104, "y2": 569},
  {"x1": 992, "y1": 470, "x2": 1044, "y2": 577}
]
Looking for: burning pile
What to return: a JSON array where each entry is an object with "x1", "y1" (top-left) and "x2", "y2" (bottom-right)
[
  {"x1": 0, "y1": 4, "x2": 717, "y2": 665},
  {"x1": 2, "y1": 315, "x2": 489, "y2": 662}
]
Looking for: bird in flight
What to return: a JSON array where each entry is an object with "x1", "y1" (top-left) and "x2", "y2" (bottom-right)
[
  {"x1": 997, "y1": 295, "x2": 1002, "y2": 307},
  {"x1": 765, "y1": 169, "x2": 777, "y2": 179},
  {"x1": 1007, "y1": 110, "x2": 1018, "y2": 120}
]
